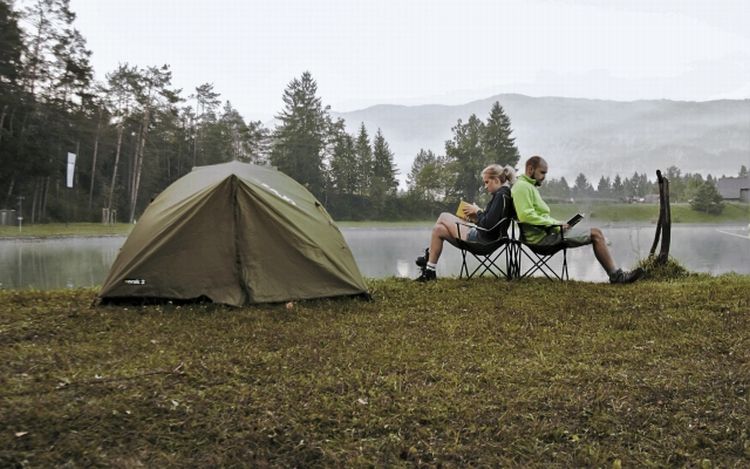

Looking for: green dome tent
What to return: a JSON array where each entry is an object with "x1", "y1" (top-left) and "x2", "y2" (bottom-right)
[{"x1": 98, "y1": 161, "x2": 369, "y2": 306}]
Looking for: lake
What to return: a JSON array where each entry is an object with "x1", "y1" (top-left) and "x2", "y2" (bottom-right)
[{"x1": 1, "y1": 223, "x2": 748, "y2": 290}]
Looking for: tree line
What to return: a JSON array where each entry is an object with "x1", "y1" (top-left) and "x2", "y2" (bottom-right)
[
  {"x1": 0, "y1": 1, "x2": 738, "y2": 224},
  {"x1": 0, "y1": 0, "x2": 520, "y2": 222}
]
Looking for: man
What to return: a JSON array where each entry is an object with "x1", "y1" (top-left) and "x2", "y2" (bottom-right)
[{"x1": 512, "y1": 155, "x2": 644, "y2": 284}]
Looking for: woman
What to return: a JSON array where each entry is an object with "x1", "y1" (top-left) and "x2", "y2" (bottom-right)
[{"x1": 415, "y1": 164, "x2": 516, "y2": 282}]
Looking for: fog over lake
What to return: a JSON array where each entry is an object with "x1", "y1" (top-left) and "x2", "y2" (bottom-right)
[{"x1": 1, "y1": 224, "x2": 748, "y2": 290}]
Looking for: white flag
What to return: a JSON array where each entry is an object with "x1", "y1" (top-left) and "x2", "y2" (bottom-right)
[{"x1": 66, "y1": 152, "x2": 76, "y2": 188}]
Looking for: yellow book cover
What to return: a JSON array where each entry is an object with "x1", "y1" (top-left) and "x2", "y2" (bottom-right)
[{"x1": 455, "y1": 200, "x2": 474, "y2": 220}]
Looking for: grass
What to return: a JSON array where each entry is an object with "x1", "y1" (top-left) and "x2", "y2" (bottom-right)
[
  {"x1": 563, "y1": 202, "x2": 750, "y2": 224},
  {"x1": 0, "y1": 203, "x2": 746, "y2": 238},
  {"x1": 0, "y1": 223, "x2": 133, "y2": 238},
  {"x1": 2, "y1": 275, "x2": 749, "y2": 467}
]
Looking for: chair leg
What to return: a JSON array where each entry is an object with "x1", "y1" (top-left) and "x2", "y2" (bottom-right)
[
  {"x1": 517, "y1": 245, "x2": 567, "y2": 281},
  {"x1": 461, "y1": 247, "x2": 510, "y2": 279},
  {"x1": 459, "y1": 250, "x2": 469, "y2": 279}
]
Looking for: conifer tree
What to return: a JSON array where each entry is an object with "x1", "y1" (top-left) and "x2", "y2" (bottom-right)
[
  {"x1": 481, "y1": 101, "x2": 520, "y2": 168},
  {"x1": 354, "y1": 123, "x2": 373, "y2": 196},
  {"x1": 612, "y1": 174, "x2": 624, "y2": 199},
  {"x1": 370, "y1": 129, "x2": 398, "y2": 214},
  {"x1": 596, "y1": 176, "x2": 611, "y2": 198},
  {"x1": 270, "y1": 71, "x2": 329, "y2": 198},
  {"x1": 328, "y1": 119, "x2": 358, "y2": 196},
  {"x1": 573, "y1": 173, "x2": 593, "y2": 198},
  {"x1": 690, "y1": 180, "x2": 724, "y2": 214}
]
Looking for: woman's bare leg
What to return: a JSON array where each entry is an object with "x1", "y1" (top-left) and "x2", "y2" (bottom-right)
[{"x1": 428, "y1": 213, "x2": 469, "y2": 264}]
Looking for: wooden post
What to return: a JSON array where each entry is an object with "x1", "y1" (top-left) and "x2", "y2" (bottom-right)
[
  {"x1": 649, "y1": 170, "x2": 671, "y2": 264},
  {"x1": 658, "y1": 176, "x2": 671, "y2": 263}
]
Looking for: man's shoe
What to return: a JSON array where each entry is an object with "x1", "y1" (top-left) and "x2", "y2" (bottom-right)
[
  {"x1": 609, "y1": 267, "x2": 645, "y2": 284},
  {"x1": 415, "y1": 248, "x2": 429, "y2": 269},
  {"x1": 415, "y1": 268, "x2": 437, "y2": 282}
]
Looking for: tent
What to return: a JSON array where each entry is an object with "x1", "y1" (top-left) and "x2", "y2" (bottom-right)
[{"x1": 98, "y1": 161, "x2": 369, "y2": 306}]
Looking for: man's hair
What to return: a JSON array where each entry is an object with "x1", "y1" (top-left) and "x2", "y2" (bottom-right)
[{"x1": 525, "y1": 155, "x2": 545, "y2": 170}]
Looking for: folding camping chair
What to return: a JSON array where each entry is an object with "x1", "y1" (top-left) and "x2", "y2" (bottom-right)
[
  {"x1": 515, "y1": 222, "x2": 570, "y2": 281},
  {"x1": 453, "y1": 194, "x2": 517, "y2": 280}
]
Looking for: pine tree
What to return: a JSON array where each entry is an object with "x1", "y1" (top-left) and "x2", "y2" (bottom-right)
[
  {"x1": 481, "y1": 101, "x2": 520, "y2": 167},
  {"x1": 596, "y1": 176, "x2": 611, "y2": 198},
  {"x1": 354, "y1": 123, "x2": 373, "y2": 196},
  {"x1": 740, "y1": 165, "x2": 748, "y2": 177},
  {"x1": 573, "y1": 173, "x2": 593, "y2": 198},
  {"x1": 328, "y1": 119, "x2": 358, "y2": 196},
  {"x1": 370, "y1": 129, "x2": 398, "y2": 214},
  {"x1": 612, "y1": 174, "x2": 624, "y2": 200},
  {"x1": 270, "y1": 71, "x2": 329, "y2": 198},
  {"x1": 190, "y1": 82, "x2": 221, "y2": 165},
  {"x1": 0, "y1": 1, "x2": 23, "y2": 89},
  {"x1": 690, "y1": 180, "x2": 724, "y2": 214}
]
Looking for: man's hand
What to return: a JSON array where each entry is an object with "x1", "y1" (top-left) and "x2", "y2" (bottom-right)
[{"x1": 561, "y1": 223, "x2": 570, "y2": 231}]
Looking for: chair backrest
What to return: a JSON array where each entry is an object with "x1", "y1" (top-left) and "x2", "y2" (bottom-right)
[{"x1": 498, "y1": 193, "x2": 514, "y2": 238}]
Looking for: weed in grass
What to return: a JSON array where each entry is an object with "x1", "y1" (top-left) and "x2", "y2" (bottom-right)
[{"x1": 637, "y1": 256, "x2": 694, "y2": 281}]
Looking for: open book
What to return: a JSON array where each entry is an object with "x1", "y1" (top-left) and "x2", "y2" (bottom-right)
[{"x1": 455, "y1": 200, "x2": 476, "y2": 221}]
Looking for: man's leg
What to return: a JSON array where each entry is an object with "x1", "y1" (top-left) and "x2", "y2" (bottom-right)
[
  {"x1": 590, "y1": 227, "x2": 616, "y2": 275},
  {"x1": 589, "y1": 227, "x2": 644, "y2": 283}
]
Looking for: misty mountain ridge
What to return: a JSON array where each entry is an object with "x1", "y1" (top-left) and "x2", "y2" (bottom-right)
[{"x1": 332, "y1": 94, "x2": 750, "y2": 186}]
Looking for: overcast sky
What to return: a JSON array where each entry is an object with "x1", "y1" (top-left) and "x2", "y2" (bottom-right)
[{"x1": 68, "y1": 0, "x2": 749, "y2": 122}]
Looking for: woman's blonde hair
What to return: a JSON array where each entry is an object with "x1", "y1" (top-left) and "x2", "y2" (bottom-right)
[{"x1": 482, "y1": 164, "x2": 517, "y2": 185}]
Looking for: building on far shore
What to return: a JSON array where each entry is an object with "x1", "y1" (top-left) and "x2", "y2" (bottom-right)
[{"x1": 716, "y1": 176, "x2": 750, "y2": 202}]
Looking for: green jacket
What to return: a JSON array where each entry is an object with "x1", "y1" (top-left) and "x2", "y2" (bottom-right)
[{"x1": 511, "y1": 174, "x2": 560, "y2": 243}]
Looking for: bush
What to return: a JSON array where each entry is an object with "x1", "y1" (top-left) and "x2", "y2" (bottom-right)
[{"x1": 689, "y1": 181, "x2": 725, "y2": 214}]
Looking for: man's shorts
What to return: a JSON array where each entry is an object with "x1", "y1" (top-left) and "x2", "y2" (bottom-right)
[
  {"x1": 467, "y1": 227, "x2": 479, "y2": 242},
  {"x1": 535, "y1": 228, "x2": 592, "y2": 247}
]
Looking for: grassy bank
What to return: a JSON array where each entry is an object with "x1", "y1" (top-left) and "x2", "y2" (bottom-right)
[
  {"x1": 0, "y1": 223, "x2": 133, "y2": 238},
  {"x1": 1, "y1": 203, "x2": 746, "y2": 238},
  {"x1": 567, "y1": 202, "x2": 750, "y2": 224},
  {"x1": 2, "y1": 276, "x2": 749, "y2": 466}
]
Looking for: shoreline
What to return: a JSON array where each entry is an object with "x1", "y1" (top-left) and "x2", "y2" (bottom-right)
[{"x1": 1, "y1": 219, "x2": 749, "y2": 240}]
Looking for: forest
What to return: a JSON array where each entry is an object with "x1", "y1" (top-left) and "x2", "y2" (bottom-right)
[{"x1": 0, "y1": 1, "x2": 736, "y2": 224}]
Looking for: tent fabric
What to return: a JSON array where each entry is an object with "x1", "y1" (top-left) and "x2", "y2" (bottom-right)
[{"x1": 98, "y1": 161, "x2": 369, "y2": 306}]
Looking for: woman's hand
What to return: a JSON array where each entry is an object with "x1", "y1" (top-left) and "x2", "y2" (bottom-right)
[{"x1": 463, "y1": 203, "x2": 481, "y2": 219}]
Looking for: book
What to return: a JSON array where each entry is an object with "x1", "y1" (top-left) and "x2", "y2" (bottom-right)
[
  {"x1": 455, "y1": 200, "x2": 476, "y2": 221},
  {"x1": 567, "y1": 213, "x2": 584, "y2": 227}
]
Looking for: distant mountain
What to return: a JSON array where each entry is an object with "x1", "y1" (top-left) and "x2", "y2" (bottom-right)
[{"x1": 333, "y1": 94, "x2": 750, "y2": 186}]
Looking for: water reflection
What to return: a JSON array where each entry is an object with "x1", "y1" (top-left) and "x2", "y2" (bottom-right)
[
  {"x1": 0, "y1": 224, "x2": 748, "y2": 290},
  {"x1": 0, "y1": 237, "x2": 123, "y2": 290}
]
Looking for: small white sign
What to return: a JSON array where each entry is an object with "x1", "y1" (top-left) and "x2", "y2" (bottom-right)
[{"x1": 66, "y1": 152, "x2": 76, "y2": 188}]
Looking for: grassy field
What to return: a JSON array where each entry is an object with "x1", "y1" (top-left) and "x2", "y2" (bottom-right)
[
  {"x1": 2, "y1": 275, "x2": 749, "y2": 467},
  {"x1": 1, "y1": 203, "x2": 746, "y2": 238},
  {"x1": 0, "y1": 223, "x2": 133, "y2": 238}
]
